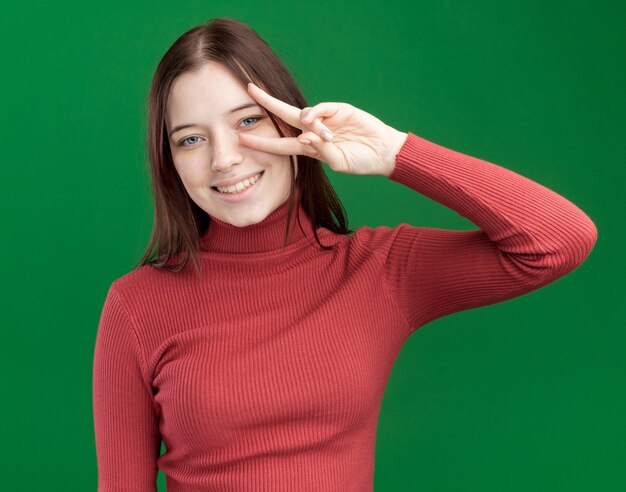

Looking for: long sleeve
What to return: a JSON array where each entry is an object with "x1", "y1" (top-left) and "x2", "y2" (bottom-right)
[
  {"x1": 379, "y1": 131, "x2": 598, "y2": 331},
  {"x1": 92, "y1": 285, "x2": 161, "y2": 491}
]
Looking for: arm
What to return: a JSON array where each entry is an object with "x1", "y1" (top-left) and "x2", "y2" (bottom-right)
[
  {"x1": 92, "y1": 286, "x2": 161, "y2": 491},
  {"x1": 380, "y1": 131, "x2": 598, "y2": 331},
  {"x1": 234, "y1": 89, "x2": 597, "y2": 332}
]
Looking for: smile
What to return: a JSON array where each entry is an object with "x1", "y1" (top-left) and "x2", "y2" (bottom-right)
[{"x1": 211, "y1": 170, "x2": 265, "y2": 202}]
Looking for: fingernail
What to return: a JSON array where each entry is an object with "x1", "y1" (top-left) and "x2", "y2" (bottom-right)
[
  {"x1": 299, "y1": 138, "x2": 311, "y2": 145},
  {"x1": 322, "y1": 130, "x2": 333, "y2": 142}
]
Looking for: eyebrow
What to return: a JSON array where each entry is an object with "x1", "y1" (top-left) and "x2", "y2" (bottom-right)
[{"x1": 168, "y1": 102, "x2": 263, "y2": 138}]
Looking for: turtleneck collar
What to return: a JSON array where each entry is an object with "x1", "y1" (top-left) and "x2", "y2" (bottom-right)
[{"x1": 199, "y1": 186, "x2": 315, "y2": 254}]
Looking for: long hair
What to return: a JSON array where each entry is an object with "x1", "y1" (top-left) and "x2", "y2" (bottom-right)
[{"x1": 135, "y1": 17, "x2": 354, "y2": 277}]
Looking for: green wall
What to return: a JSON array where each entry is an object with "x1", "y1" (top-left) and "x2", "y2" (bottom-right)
[{"x1": 1, "y1": 1, "x2": 623, "y2": 490}]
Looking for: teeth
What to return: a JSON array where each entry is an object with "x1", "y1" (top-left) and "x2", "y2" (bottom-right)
[{"x1": 216, "y1": 172, "x2": 261, "y2": 194}]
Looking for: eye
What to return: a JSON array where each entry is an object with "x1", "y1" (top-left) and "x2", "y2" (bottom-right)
[
  {"x1": 180, "y1": 136, "x2": 202, "y2": 148},
  {"x1": 177, "y1": 116, "x2": 264, "y2": 148},
  {"x1": 240, "y1": 115, "x2": 263, "y2": 128}
]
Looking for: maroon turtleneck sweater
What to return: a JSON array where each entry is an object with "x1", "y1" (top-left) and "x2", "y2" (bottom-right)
[{"x1": 93, "y1": 132, "x2": 597, "y2": 491}]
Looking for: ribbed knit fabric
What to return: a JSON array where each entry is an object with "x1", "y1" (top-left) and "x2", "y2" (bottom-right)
[{"x1": 92, "y1": 132, "x2": 597, "y2": 491}]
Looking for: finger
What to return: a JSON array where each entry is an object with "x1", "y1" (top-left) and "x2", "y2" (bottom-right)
[
  {"x1": 303, "y1": 116, "x2": 334, "y2": 142},
  {"x1": 247, "y1": 83, "x2": 303, "y2": 130},
  {"x1": 296, "y1": 132, "x2": 321, "y2": 157},
  {"x1": 297, "y1": 130, "x2": 324, "y2": 146},
  {"x1": 238, "y1": 132, "x2": 304, "y2": 156},
  {"x1": 301, "y1": 102, "x2": 341, "y2": 126},
  {"x1": 301, "y1": 103, "x2": 342, "y2": 142},
  {"x1": 297, "y1": 130, "x2": 345, "y2": 171}
]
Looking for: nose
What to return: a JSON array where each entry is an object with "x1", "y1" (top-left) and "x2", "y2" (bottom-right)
[{"x1": 211, "y1": 129, "x2": 244, "y2": 173}]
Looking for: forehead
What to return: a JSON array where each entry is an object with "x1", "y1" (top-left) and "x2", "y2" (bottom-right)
[{"x1": 166, "y1": 62, "x2": 249, "y2": 123}]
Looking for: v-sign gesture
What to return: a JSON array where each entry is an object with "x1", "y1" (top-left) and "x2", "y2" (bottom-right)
[{"x1": 238, "y1": 83, "x2": 408, "y2": 177}]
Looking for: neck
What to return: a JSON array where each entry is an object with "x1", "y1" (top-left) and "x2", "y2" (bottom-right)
[{"x1": 199, "y1": 186, "x2": 315, "y2": 254}]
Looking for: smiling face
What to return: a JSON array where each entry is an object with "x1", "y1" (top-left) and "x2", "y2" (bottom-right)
[{"x1": 165, "y1": 61, "x2": 297, "y2": 227}]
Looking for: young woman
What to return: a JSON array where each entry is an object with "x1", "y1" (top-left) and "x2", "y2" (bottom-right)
[{"x1": 92, "y1": 17, "x2": 597, "y2": 491}]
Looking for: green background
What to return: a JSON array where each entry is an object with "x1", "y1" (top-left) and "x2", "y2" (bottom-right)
[{"x1": 1, "y1": 0, "x2": 623, "y2": 490}]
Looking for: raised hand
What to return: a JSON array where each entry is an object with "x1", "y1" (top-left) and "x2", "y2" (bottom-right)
[{"x1": 238, "y1": 83, "x2": 408, "y2": 177}]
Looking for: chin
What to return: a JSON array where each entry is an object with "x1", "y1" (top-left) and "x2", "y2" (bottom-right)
[
  {"x1": 232, "y1": 216, "x2": 265, "y2": 227},
  {"x1": 215, "y1": 208, "x2": 270, "y2": 228},
  {"x1": 208, "y1": 193, "x2": 288, "y2": 227}
]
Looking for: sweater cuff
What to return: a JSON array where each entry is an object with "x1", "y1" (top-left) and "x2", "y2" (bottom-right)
[{"x1": 387, "y1": 131, "x2": 444, "y2": 185}]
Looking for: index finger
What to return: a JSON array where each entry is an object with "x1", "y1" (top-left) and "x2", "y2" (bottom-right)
[
  {"x1": 247, "y1": 83, "x2": 303, "y2": 130},
  {"x1": 238, "y1": 132, "x2": 303, "y2": 156}
]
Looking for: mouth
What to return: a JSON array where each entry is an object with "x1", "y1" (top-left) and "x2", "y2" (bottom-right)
[{"x1": 210, "y1": 170, "x2": 265, "y2": 201}]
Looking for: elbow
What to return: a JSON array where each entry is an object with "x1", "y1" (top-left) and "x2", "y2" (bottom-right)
[
  {"x1": 508, "y1": 217, "x2": 598, "y2": 288},
  {"x1": 580, "y1": 217, "x2": 598, "y2": 260},
  {"x1": 542, "y1": 217, "x2": 598, "y2": 281},
  {"x1": 563, "y1": 214, "x2": 598, "y2": 267}
]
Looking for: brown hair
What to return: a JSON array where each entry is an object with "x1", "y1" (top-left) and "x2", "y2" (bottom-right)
[{"x1": 134, "y1": 17, "x2": 354, "y2": 277}]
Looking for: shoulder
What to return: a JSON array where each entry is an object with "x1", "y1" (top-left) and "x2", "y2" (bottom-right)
[
  {"x1": 349, "y1": 223, "x2": 411, "y2": 253},
  {"x1": 329, "y1": 224, "x2": 417, "y2": 268},
  {"x1": 106, "y1": 261, "x2": 175, "y2": 308},
  {"x1": 110, "y1": 262, "x2": 158, "y2": 290}
]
